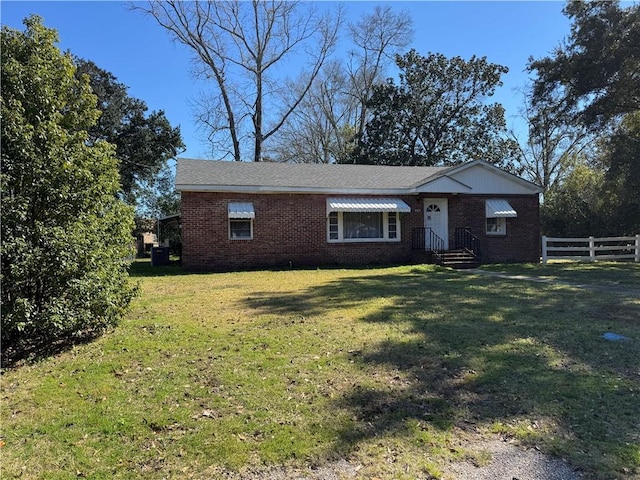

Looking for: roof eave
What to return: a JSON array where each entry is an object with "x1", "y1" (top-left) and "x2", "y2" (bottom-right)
[{"x1": 175, "y1": 184, "x2": 415, "y2": 196}]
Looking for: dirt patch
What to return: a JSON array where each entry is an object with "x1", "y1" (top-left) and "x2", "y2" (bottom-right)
[{"x1": 202, "y1": 459, "x2": 361, "y2": 479}]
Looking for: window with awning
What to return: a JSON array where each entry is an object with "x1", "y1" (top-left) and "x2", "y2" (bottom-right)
[
  {"x1": 485, "y1": 199, "x2": 517, "y2": 218},
  {"x1": 228, "y1": 202, "x2": 255, "y2": 219},
  {"x1": 485, "y1": 199, "x2": 516, "y2": 235},
  {"x1": 326, "y1": 198, "x2": 408, "y2": 242},
  {"x1": 228, "y1": 202, "x2": 254, "y2": 239},
  {"x1": 327, "y1": 198, "x2": 411, "y2": 214}
]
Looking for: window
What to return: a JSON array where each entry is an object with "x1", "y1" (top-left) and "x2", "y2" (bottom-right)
[
  {"x1": 486, "y1": 217, "x2": 506, "y2": 235},
  {"x1": 228, "y1": 202, "x2": 255, "y2": 240},
  {"x1": 485, "y1": 199, "x2": 516, "y2": 236},
  {"x1": 230, "y1": 219, "x2": 253, "y2": 239},
  {"x1": 328, "y1": 212, "x2": 339, "y2": 240},
  {"x1": 327, "y1": 211, "x2": 401, "y2": 242},
  {"x1": 388, "y1": 212, "x2": 397, "y2": 239},
  {"x1": 326, "y1": 198, "x2": 409, "y2": 243},
  {"x1": 344, "y1": 211, "x2": 383, "y2": 239}
]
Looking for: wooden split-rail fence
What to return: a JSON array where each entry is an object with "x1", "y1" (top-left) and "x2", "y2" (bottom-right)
[{"x1": 541, "y1": 234, "x2": 640, "y2": 264}]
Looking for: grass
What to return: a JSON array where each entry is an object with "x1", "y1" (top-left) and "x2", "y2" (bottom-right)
[
  {"x1": 2, "y1": 261, "x2": 639, "y2": 479},
  {"x1": 481, "y1": 260, "x2": 640, "y2": 288}
]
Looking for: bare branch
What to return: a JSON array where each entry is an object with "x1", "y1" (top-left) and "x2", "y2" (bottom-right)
[{"x1": 135, "y1": 1, "x2": 341, "y2": 162}]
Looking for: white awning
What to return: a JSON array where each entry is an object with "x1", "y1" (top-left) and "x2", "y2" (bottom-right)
[
  {"x1": 228, "y1": 202, "x2": 255, "y2": 219},
  {"x1": 327, "y1": 198, "x2": 411, "y2": 214},
  {"x1": 486, "y1": 199, "x2": 517, "y2": 218}
]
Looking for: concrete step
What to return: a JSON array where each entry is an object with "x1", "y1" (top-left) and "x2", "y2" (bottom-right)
[{"x1": 440, "y1": 250, "x2": 479, "y2": 269}]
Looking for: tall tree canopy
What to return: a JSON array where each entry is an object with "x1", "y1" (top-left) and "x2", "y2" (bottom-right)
[
  {"x1": 348, "y1": 50, "x2": 517, "y2": 168},
  {"x1": 1, "y1": 17, "x2": 137, "y2": 356},
  {"x1": 74, "y1": 59, "x2": 184, "y2": 206},
  {"x1": 529, "y1": 0, "x2": 640, "y2": 235},
  {"x1": 269, "y1": 61, "x2": 352, "y2": 163},
  {"x1": 529, "y1": 0, "x2": 640, "y2": 128},
  {"x1": 138, "y1": 0, "x2": 341, "y2": 162}
]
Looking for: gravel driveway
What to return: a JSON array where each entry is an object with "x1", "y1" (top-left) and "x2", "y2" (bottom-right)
[
  {"x1": 445, "y1": 438, "x2": 583, "y2": 480},
  {"x1": 213, "y1": 438, "x2": 584, "y2": 479}
]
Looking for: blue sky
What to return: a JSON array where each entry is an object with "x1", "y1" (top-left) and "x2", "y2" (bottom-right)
[{"x1": 1, "y1": 1, "x2": 572, "y2": 160}]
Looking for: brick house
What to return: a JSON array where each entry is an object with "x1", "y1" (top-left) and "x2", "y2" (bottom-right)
[{"x1": 176, "y1": 159, "x2": 542, "y2": 271}]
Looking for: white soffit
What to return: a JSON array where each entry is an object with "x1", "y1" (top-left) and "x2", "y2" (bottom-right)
[
  {"x1": 327, "y1": 198, "x2": 412, "y2": 214},
  {"x1": 228, "y1": 202, "x2": 255, "y2": 219},
  {"x1": 486, "y1": 199, "x2": 517, "y2": 218}
]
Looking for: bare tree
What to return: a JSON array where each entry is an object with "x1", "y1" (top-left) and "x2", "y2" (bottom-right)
[
  {"x1": 136, "y1": 1, "x2": 341, "y2": 162},
  {"x1": 269, "y1": 61, "x2": 354, "y2": 163},
  {"x1": 269, "y1": 5, "x2": 413, "y2": 163},
  {"x1": 347, "y1": 5, "x2": 413, "y2": 139},
  {"x1": 513, "y1": 84, "x2": 594, "y2": 191}
]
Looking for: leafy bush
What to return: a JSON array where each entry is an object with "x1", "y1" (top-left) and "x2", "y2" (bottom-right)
[{"x1": 1, "y1": 16, "x2": 137, "y2": 355}]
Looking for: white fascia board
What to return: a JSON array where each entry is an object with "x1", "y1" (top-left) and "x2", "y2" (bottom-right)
[{"x1": 414, "y1": 175, "x2": 472, "y2": 193}]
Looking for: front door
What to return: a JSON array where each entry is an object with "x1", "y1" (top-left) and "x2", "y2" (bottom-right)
[{"x1": 424, "y1": 198, "x2": 449, "y2": 250}]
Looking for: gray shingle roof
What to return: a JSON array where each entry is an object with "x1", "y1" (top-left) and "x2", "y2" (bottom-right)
[{"x1": 175, "y1": 158, "x2": 448, "y2": 192}]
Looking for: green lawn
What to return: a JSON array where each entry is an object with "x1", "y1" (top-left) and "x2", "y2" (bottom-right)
[
  {"x1": 481, "y1": 260, "x2": 640, "y2": 288},
  {"x1": 2, "y1": 262, "x2": 639, "y2": 479}
]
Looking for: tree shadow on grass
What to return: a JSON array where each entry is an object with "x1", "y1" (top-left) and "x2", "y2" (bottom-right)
[
  {"x1": 243, "y1": 266, "x2": 640, "y2": 477},
  {"x1": 1, "y1": 329, "x2": 103, "y2": 370}
]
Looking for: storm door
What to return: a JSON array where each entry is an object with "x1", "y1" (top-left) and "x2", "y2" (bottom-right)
[{"x1": 424, "y1": 198, "x2": 449, "y2": 250}]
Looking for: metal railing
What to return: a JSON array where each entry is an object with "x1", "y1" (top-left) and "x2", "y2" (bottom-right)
[
  {"x1": 412, "y1": 227, "x2": 445, "y2": 264},
  {"x1": 412, "y1": 227, "x2": 445, "y2": 252},
  {"x1": 412, "y1": 227, "x2": 426, "y2": 251},
  {"x1": 428, "y1": 228, "x2": 445, "y2": 255},
  {"x1": 454, "y1": 227, "x2": 481, "y2": 262}
]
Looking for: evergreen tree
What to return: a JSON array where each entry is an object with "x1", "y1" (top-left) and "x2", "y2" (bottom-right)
[{"x1": 348, "y1": 50, "x2": 518, "y2": 169}]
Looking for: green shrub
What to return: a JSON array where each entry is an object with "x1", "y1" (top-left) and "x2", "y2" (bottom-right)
[{"x1": 1, "y1": 16, "x2": 137, "y2": 356}]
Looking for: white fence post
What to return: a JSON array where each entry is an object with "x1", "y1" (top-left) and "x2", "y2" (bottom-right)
[
  {"x1": 542, "y1": 235, "x2": 548, "y2": 264},
  {"x1": 636, "y1": 234, "x2": 640, "y2": 263},
  {"x1": 589, "y1": 236, "x2": 596, "y2": 262}
]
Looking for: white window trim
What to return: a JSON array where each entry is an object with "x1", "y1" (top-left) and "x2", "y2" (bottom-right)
[
  {"x1": 327, "y1": 211, "x2": 401, "y2": 243},
  {"x1": 485, "y1": 199, "x2": 514, "y2": 236},
  {"x1": 486, "y1": 217, "x2": 506, "y2": 236},
  {"x1": 229, "y1": 218, "x2": 253, "y2": 240}
]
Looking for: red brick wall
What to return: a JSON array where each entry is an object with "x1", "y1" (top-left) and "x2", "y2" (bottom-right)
[
  {"x1": 181, "y1": 191, "x2": 540, "y2": 271},
  {"x1": 446, "y1": 194, "x2": 541, "y2": 263}
]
